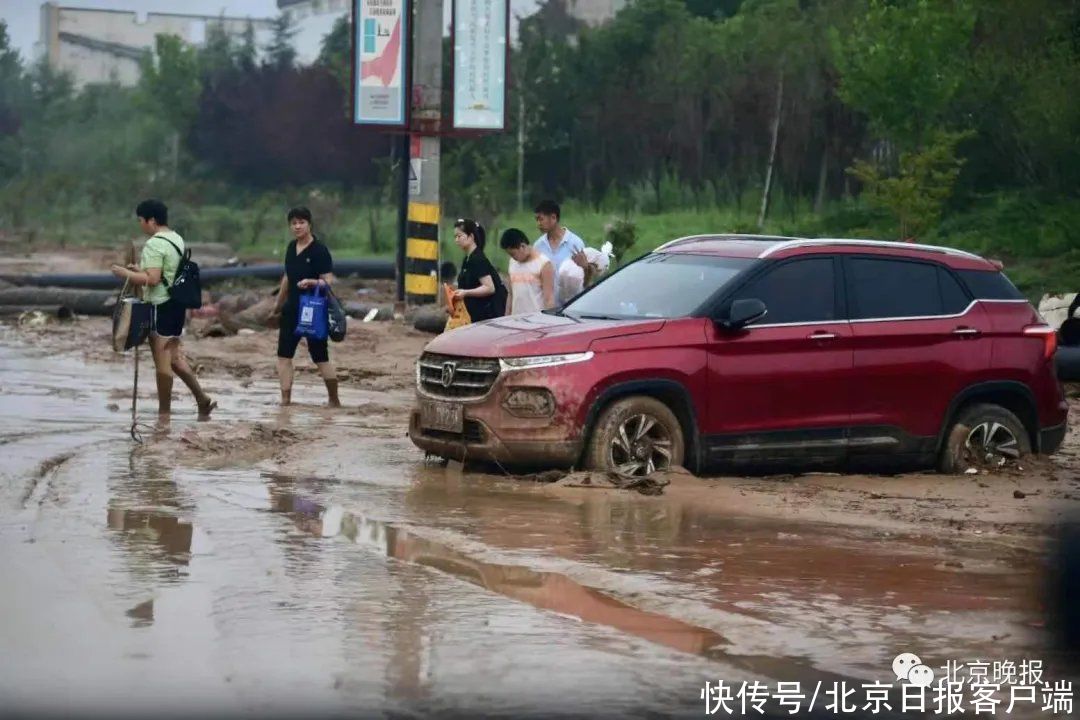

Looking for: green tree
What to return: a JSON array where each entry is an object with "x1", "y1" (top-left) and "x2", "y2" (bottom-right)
[
  {"x1": 832, "y1": 0, "x2": 976, "y2": 148},
  {"x1": 265, "y1": 12, "x2": 298, "y2": 70},
  {"x1": 199, "y1": 18, "x2": 236, "y2": 80},
  {"x1": 0, "y1": 20, "x2": 30, "y2": 149},
  {"x1": 848, "y1": 130, "x2": 973, "y2": 240},
  {"x1": 236, "y1": 20, "x2": 258, "y2": 73},
  {"x1": 137, "y1": 34, "x2": 201, "y2": 135},
  {"x1": 317, "y1": 16, "x2": 350, "y2": 91}
]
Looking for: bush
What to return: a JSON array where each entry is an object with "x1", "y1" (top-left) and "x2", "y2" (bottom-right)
[{"x1": 603, "y1": 218, "x2": 637, "y2": 262}]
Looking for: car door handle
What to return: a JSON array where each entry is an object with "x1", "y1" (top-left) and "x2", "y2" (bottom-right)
[
  {"x1": 952, "y1": 327, "x2": 981, "y2": 337},
  {"x1": 808, "y1": 331, "x2": 837, "y2": 341}
]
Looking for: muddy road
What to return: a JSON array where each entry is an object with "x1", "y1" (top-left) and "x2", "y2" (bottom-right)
[{"x1": 2, "y1": 314, "x2": 1079, "y2": 717}]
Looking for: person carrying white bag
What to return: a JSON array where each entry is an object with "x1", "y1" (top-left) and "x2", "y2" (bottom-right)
[{"x1": 556, "y1": 241, "x2": 614, "y2": 305}]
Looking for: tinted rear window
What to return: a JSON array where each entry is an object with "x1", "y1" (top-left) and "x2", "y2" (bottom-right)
[
  {"x1": 958, "y1": 270, "x2": 1025, "y2": 300},
  {"x1": 848, "y1": 258, "x2": 947, "y2": 319},
  {"x1": 939, "y1": 267, "x2": 972, "y2": 314}
]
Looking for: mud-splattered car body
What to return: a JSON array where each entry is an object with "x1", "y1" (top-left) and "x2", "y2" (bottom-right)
[{"x1": 410, "y1": 235, "x2": 1069, "y2": 474}]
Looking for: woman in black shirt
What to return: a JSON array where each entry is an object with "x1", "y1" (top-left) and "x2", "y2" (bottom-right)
[
  {"x1": 270, "y1": 206, "x2": 340, "y2": 407},
  {"x1": 452, "y1": 218, "x2": 506, "y2": 322}
]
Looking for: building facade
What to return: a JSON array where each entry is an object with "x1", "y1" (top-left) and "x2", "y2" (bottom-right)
[
  {"x1": 39, "y1": 3, "x2": 274, "y2": 88},
  {"x1": 564, "y1": 0, "x2": 627, "y2": 26}
]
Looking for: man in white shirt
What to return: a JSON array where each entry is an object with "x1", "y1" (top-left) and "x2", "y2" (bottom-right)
[{"x1": 533, "y1": 200, "x2": 589, "y2": 306}]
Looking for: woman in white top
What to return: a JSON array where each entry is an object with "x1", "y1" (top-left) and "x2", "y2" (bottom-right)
[{"x1": 500, "y1": 227, "x2": 554, "y2": 315}]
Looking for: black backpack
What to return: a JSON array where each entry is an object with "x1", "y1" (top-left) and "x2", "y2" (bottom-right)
[{"x1": 156, "y1": 235, "x2": 202, "y2": 309}]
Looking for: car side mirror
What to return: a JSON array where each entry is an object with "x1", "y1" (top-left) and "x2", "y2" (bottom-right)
[{"x1": 720, "y1": 298, "x2": 767, "y2": 330}]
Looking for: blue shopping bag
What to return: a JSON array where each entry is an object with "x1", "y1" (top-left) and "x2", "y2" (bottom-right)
[{"x1": 294, "y1": 285, "x2": 329, "y2": 341}]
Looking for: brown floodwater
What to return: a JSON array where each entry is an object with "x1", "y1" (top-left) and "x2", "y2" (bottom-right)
[{"x1": 0, "y1": 333, "x2": 1064, "y2": 718}]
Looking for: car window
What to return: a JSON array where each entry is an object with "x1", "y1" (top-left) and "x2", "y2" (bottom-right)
[
  {"x1": 564, "y1": 254, "x2": 753, "y2": 319},
  {"x1": 734, "y1": 257, "x2": 836, "y2": 324},
  {"x1": 848, "y1": 257, "x2": 950, "y2": 319},
  {"x1": 938, "y1": 267, "x2": 972, "y2": 314},
  {"x1": 958, "y1": 269, "x2": 1025, "y2": 300}
]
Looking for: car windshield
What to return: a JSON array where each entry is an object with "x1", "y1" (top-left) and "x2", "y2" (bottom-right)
[{"x1": 562, "y1": 253, "x2": 753, "y2": 320}]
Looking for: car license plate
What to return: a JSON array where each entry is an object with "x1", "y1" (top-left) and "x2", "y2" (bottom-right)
[{"x1": 420, "y1": 400, "x2": 464, "y2": 433}]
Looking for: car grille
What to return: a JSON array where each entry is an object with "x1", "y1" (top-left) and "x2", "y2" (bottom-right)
[{"x1": 417, "y1": 353, "x2": 500, "y2": 399}]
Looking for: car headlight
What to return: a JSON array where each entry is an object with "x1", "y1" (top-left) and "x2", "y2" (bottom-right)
[{"x1": 499, "y1": 351, "x2": 594, "y2": 371}]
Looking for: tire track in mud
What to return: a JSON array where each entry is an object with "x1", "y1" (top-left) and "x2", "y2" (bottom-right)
[
  {"x1": 20, "y1": 449, "x2": 78, "y2": 508},
  {"x1": 0, "y1": 428, "x2": 80, "y2": 447}
]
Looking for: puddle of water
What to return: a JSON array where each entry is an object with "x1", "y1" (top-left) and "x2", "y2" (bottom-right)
[
  {"x1": 265, "y1": 477, "x2": 729, "y2": 660},
  {"x1": 276, "y1": 442, "x2": 1055, "y2": 682}
]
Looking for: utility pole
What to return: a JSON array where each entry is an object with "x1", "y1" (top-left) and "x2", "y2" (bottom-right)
[
  {"x1": 516, "y1": 92, "x2": 525, "y2": 213},
  {"x1": 401, "y1": 0, "x2": 443, "y2": 308}
]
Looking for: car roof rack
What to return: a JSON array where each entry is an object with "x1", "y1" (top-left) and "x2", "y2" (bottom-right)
[
  {"x1": 656, "y1": 233, "x2": 802, "y2": 252},
  {"x1": 759, "y1": 237, "x2": 984, "y2": 260}
]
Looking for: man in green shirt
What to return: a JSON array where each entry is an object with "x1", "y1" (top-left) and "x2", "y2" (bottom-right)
[{"x1": 111, "y1": 199, "x2": 216, "y2": 419}]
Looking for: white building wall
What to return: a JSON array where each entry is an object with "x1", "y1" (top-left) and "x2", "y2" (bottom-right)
[
  {"x1": 565, "y1": 0, "x2": 627, "y2": 26},
  {"x1": 40, "y1": 3, "x2": 275, "y2": 88}
]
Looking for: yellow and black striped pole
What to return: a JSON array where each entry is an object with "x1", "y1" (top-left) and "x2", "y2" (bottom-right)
[{"x1": 404, "y1": 201, "x2": 440, "y2": 305}]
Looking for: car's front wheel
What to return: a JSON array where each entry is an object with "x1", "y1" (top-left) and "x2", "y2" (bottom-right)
[
  {"x1": 939, "y1": 403, "x2": 1032, "y2": 473},
  {"x1": 585, "y1": 396, "x2": 685, "y2": 476}
]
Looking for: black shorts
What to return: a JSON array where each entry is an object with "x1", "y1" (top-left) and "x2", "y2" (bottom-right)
[
  {"x1": 277, "y1": 307, "x2": 329, "y2": 364},
  {"x1": 153, "y1": 300, "x2": 186, "y2": 338}
]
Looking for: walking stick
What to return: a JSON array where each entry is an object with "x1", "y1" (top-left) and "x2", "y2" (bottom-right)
[
  {"x1": 124, "y1": 239, "x2": 144, "y2": 444},
  {"x1": 131, "y1": 341, "x2": 142, "y2": 443}
]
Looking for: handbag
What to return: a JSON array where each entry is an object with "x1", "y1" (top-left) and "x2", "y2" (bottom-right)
[
  {"x1": 327, "y1": 286, "x2": 347, "y2": 342},
  {"x1": 111, "y1": 279, "x2": 153, "y2": 351},
  {"x1": 294, "y1": 284, "x2": 329, "y2": 341}
]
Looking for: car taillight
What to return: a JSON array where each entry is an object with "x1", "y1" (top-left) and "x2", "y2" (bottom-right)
[{"x1": 1024, "y1": 324, "x2": 1057, "y2": 360}]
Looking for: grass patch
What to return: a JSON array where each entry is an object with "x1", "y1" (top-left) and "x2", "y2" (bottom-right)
[{"x1": 11, "y1": 190, "x2": 1077, "y2": 301}]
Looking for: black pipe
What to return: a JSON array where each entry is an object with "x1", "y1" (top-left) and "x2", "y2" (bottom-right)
[{"x1": 0, "y1": 260, "x2": 396, "y2": 290}]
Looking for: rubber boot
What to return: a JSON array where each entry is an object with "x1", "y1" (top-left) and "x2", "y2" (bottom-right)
[
  {"x1": 155, "y1": 372, "x2": 173, "y2": 416},
  {"x1": 324, "y1": 379, "x2": 341, "y2": 408}
]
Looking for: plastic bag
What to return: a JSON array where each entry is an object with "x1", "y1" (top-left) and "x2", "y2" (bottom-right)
[
  {"x1": 327, "y1": 287, "x2": 347, "y2": 342},
  {"x1": 444, "y1": 283, "x2": 471, "y2": 331},
  {"x1": 295, "y1": 285, "x2": 329, "y2": 341}
]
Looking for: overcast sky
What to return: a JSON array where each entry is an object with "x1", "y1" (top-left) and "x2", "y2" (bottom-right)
[{"x1": 1, "y1": 1, "x2": 544, "y2": 63}]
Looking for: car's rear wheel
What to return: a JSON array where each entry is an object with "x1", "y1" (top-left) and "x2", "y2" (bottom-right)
[
  {"x1": 585, "y1": 396, "x2": 684, "y2": 476},
  {"x1": 939, "y1": 403, "x2": 1032, "y2": 473}
]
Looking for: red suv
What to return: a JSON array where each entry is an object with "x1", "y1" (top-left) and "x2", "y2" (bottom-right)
[{"x1": 409, "y1": 236, "x2": 1068, "y2": 475}]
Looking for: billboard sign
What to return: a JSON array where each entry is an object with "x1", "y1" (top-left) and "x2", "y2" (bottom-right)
[
  {"x1": 452, "y1": 0, "x2": 508, "y2": 131},
  {"x1": 353, "y1": 0, "x2": 409, "y2": 126}
]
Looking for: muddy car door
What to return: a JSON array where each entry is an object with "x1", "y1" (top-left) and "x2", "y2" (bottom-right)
[
  {"x1": 843, "y1": 256, "x2": 992, "y2": 464},
  {"x1": 704, "y1": 255, "x2": 853, "y2": 469}
]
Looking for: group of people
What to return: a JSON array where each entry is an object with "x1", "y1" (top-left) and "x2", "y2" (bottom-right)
[
  {"x1": 112, "y1": 200, "x2": 340, "y2": 414},
  {"x1": 109, "y1": 198, "x2": 609, "y2": 419},
  {"x1": 449, "y1": 200, "x2": 611, "y2": 323}
]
